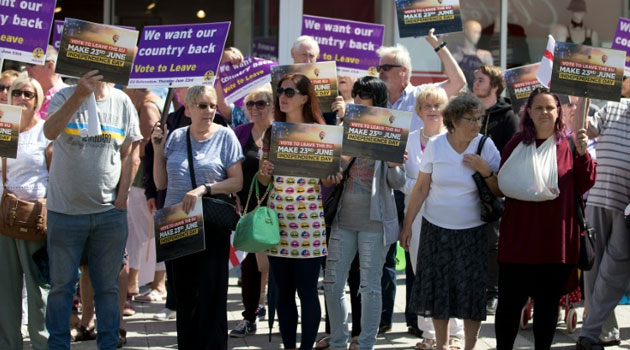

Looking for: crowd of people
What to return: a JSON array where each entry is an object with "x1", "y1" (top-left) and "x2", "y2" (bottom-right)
[{"x1": 1, "y1": 24, "x2": 630, "y2": 350}]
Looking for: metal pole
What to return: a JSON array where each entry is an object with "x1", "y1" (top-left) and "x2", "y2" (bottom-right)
[{"x1": 499, "y1": 0, "x2": 507, "y2": 72}]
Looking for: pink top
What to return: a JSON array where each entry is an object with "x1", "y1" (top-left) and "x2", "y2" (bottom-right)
[{"x1": 38, "y1": 80, "x2": 68, "y2": 120}]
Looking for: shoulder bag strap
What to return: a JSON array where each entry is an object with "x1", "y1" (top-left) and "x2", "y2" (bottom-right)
[
  {"x1": 341, "y1": 157, "x2": 357, "y2": 183},
  {"x1": 185, "y1": 127, "x2": 197, "y2": 189},
  {"x1": 476, "y1": 135, "x2": 488, "y2": 156},
  {"x1": 567, "y1": 136, "x2": 588, "y2": 231},
  {"x1": 2, "y1": 157, "x2": 6, "y2": 187}
]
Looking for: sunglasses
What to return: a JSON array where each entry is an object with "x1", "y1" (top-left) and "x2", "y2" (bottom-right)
[
  {"x1": 377, "y1": 64, "x2": 402, "y2": 72},
  {"x1": 0, "y1": 85, "x2": 10, "y2": 93},
  {"x1": 351, "y1": 90, "x2": 373, "y2": 100},
  {"x1": 195, "y1": 103, "x2": 217, "y2": 110},
  {"x1": 11, "y1": 90, "x2": 35, "y2": 100},
  {"x1": 246, "y1": 100, "x2": 269, "y2": 110},
  {"x1": 276, "y1": 87, "x2": 301, "y2": 98}
]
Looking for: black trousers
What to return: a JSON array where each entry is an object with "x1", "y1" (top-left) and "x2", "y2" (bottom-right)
[
  {"x1": 495, "y1": 263, "x2": 574, "y2": 350},
  {"x1": 171, "y1": 232, "x2": 230, "y2": 350},
  {"x1": 486, "y1": 221, "x2": 500, "y2": 299},
  {"x1": 240, "y1": 253, "x2": 262, "y2": 323}
]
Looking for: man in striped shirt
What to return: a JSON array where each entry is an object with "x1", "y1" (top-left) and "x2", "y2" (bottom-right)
[{"x1": 578, "y1": 77, "x2": 630, "y2": 350}]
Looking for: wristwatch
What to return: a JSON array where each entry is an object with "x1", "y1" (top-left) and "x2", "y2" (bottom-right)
[{"x1": 203, "y1": 184, "x2": 212, "y2": 196}]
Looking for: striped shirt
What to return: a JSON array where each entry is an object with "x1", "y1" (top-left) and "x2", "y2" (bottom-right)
[{"x1": 587, "y1": 99, "x2": 630, "y2": 213}]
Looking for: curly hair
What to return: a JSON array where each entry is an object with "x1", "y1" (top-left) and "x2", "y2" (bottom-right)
[{"x1": 441, "y1": 93, "x2": 484, "y2": 133}]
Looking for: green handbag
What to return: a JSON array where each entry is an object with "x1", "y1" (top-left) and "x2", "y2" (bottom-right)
[{"x1": 233, "y1": 173, "x2": 280, "y2": 253}]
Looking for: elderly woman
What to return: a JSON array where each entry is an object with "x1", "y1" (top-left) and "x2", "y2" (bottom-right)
[
  {"x1": 257, "y1": 73, "x2": 330, "y2": 350},
  {"x1": 0, "y1": 70, "x2": 20, "y2": 104},
  {"x1": 494, "y1": 87, "x2": 596, "y2": 349},
  {"x1": 324, "y1": 76, "x2": 405, "y2": 350},
  {"x1": 0, "y1": 76, "x2": 52, "y2": 350},
  {"x1": 400, "y1": 93, "x2": 500, "y2": 350},
  {"x1": 229, "y1": 84, "x2": 274, "y2": 338},
  {"x1": 151, "y1": 85, "x2": 243, "y2": 350},
  {"x1": 403, "y1": 85, "x2": 465, "y2": 350}
]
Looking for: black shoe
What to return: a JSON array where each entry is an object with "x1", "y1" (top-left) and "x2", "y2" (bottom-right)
[
  {"x1": 599, "y1": 339, "x2": 621, "y2": 347},
  {"x1": 407, "y1": 324, "x2": 423, "y2": 338},
  {"x1": 378, "y1": 325, "x2": 391, "y2": 335},
  {"x1": 117, "y1": 328, "x2": 127, "y2": 348},
  {"x1": 577, "y1": 337, "x2": 604, "y2": 350},
  {"x1": 486, "y1": 296, "x2": 498, "y2": 315}
]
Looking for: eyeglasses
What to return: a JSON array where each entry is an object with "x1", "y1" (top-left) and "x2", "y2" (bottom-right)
[
  {"x1": 246, "y1": 100, "x2": 269, "y2": 110},
  {"x1": 377, "y1": 64, "x2": 402, "y2": 72},
  {"x1": 461, "y1": 116, "x2": 484, "y2": 125},
  {"x1": 195, "y1": 103, "x2": 217, "y2": 110},
  {"x1": 11, "y1": 90, "x2": 35, "y2": 100},
  {"x1": 0, "y1": 85, "x2": 10, "y2": 93},
  {"x1": 351, "y1": 90, "x2": 373, "y2": 100},
  {"x1": 276, "y1": 87, "x2": 301, "y2": 98}
]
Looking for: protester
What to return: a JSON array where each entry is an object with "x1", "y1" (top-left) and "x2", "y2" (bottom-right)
[
  {"x1": 24, "y1": 45, "x2": 68, "y2": 119},
  {"x1": 230, "y1": 85, "x2": 275, "y2": 338},
  {"x1": 0, "y1": 69, "x2": 20, "y2": 104},
  {"x1": 323, "y1": 76, "x2": 405, "y2": 350},
  {"x1": 400, "y1": 93, "x2": 501, "y2": 350},
  {"x1": 143, "y1": 87, "x2": 191, "y2": 322},
  {"x1": 44, "y1": 70, "x2": 142, "y2": 349},
  {"x1": 491, "y1": 88, "x2": 596, "y2": 349},
  {"x1": 215, "y1": 47, "x2": 250, "y2": 128},
  {"x1": 257, "y1": 73, "x2": 332, "y2": 350},
  {"x1": 151, "y1": 85, "x2": 243, "y2": 350},
  {"x1": 578, "y1": 79, "x2": 630, "y2": 350},
  {"x1": 0, "y1": 76, "x2": 51, "y2": 350}
]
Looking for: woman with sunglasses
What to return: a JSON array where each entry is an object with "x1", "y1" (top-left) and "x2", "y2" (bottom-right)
[
  {"x1": 400, "y1": 93, "x2": 501, "y2": 350},
  {"x1": 0, "y1": 70, "x2": 20, "y2": 104},
  {"x1": 151, "y1": 85, "x2": 244, "y2": 350},
  {"x1": 323, "y1": 76, "x2": 406, "y2": 350},
  {"x1": 0, "y1": 76, "x2": 52, "y2": 350},
  {"x1": 229, "y1": 84, "x2": 274, "y2": 338},
  {"x1": 257, "y1": 74, "x2": 333, "y2": 350},
  {"x1": 494, "y1": 88, "x2": 595, "y2": 349}
]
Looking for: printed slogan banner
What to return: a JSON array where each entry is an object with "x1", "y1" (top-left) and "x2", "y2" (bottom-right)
[
  {"x1": 55, "y1": 18, "x2": 139, "y2": 86},
  {"x1": 0, "y1": 0, "x2": 56, "y2": 65},
  {"x1": 301, "y1": 15, "x2": 384, "y2": 77},
  {"x1": 612, "y1": 17, "x2": 630, "y2": 75},
  {"x1": 504, "y1": 64, "x2": 546, "y2": 115},
  {"x1": 218, "y1": 56, "x2": 277, "y2": 106},
  {"x1": 252, "y1": 39, "x2": 278, "y2": 62},
  {"x1": 0, "y1": 104, "x2": 22, "y2": 159},
  {"x1": 271, "y1": 61, "x2": 338, "y2": 114},
  {"x1": 550, "y1": 42, "x2": 626, "y2": 102},
  {"x1": 51, "y1": 20, "x2": 63, "y2": 50},
  {"x1": 396, "y1": 0, "x2": 462, "y2": 38},
  {"x1": 341, "y1": 104, "x2": 412, "y2": 163},
  {"x1": 154, "y1": 197, "x2": 205, "y2": 262},
  {"x1": 268, "y1": 121, "x2": 343, "y2": 179},
  {"x1": 128, "y1": 22, "x2": 230, "y2": 88}
]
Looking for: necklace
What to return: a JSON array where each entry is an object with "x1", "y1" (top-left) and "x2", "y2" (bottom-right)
[{"x1": 421, "y1": 127, "x2": 429, "y2": 139}]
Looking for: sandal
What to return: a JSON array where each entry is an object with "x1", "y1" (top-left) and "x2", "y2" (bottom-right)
[
  {"x1": 315, "y1": 335, "x2": 330, "y2": 349},
  {"x1": 70, "y1": 324, "x2": 97, "y2": 342},
  {"x1": 416, "y1": 338, "x2": 436, "y2": 350},
  {"x1": 134, "y1": 289, "x2": 166, "y2": 302},
  {"x1": 349, "y1": 339, "x2": 359, "y2": 350},
  {"x1": 449, "y1": 337, "x2": 463, "y2": 350}
]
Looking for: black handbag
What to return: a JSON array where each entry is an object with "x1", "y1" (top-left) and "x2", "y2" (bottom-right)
[
  {"x1": 472, "y1": 136, "x2": 504, "y2": 222},
  {"x1": 323, "y1": 157, "x2": 356, "y2": 227},
  {"x1": 186, "y1": 127, "x2": 239, "y2": 233}
]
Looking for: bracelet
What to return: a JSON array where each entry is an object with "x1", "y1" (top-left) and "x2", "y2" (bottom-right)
[
  {"x1": 483, "y1": 171, "x2": 494, "y2": 179},
  {"x1": 203, "y1": 184, "x2": 212, "y2": 196},
  {"x1": 434, "y1": 41, "x2": 447, "y2": 53}
]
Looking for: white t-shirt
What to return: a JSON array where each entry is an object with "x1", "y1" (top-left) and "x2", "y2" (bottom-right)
[
  {"x1": 419, "y1": 133, "x2": 500, "y2": 230},
  {"x1": 5, "y1": 120, "x2": 51, "y2": 201}
]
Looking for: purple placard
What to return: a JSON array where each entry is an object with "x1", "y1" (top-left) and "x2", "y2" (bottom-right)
[
  {"x1": 612, "y1": 17, "x2": 630, "y2": 75},
  {"x1": 252, "y1": 39, "x2": 278, "y2": 62},
  {"x1": 301, "y1": 15, "x2": 384, "y2": 77},
  {"x1": 218, "y1": 56, "x2": 277, "y2": 106},
  {"x1": 128, "y1": 22, "x2": 230, "y2": 88},
  {"x1": 51, "y1": 20, "x2": 64, "y2": 50},
  {"x1": 0, "y1": 0, "x2": 56, "y2": 65}
]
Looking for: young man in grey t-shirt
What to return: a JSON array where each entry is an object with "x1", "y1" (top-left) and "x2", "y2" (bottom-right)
[{"x1": 43, "y1": 70, "x2": 142, "y2": 349}]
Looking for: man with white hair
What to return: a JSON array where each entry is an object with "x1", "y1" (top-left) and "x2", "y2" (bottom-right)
[
  {"x1": 25, "y1": 45, "x2": 68, "y2": 119},
  {"x1": 377, "y1": 28, "x2": 465, "y2": 132},
  {"x1": 291, "y1": 35, "x2": 320, "y2": 64}
]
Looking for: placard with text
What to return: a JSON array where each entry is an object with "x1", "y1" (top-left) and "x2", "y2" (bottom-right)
[
  {"x1": 550, "y1": 42, "x2": 626, "y2": 102},
  {"x1": 154, "y1": 197, "x2": 205, "y2": 262},
  {"x1": 55, "y1": 18, "x2": 139, "y2": 86},
  {"x1": 396, "y1": 0, "x2": 462, "y2": 38},
  {"x1": 268, "y1": 121, "x2": 343, "y2": 179},
  {"x1": 0, "y1": 0, "x2": 56, "y2": 65},
  {"x1": 128, "y1": 22, "x2": 230, "y2": 88},
  {"x1": 301, "y1": 15, "x2": 384, "y2": 77},
  {"x1": 341, "y1": 104, "x2": 412, "y2": 163},
  {"x1": 218, "y1": 56, "x2": 277, "y2": 106},
  {"x1": 0, "y1": 104, "x2": 22, "y2": 159},
  {"x1": 612, "y1": 17, "x2": 630, "y2": 76},
  {"x1": 271, "y1": 61, "x2": 338, "y2": 114}
]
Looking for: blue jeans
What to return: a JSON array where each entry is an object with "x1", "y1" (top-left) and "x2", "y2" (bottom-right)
[
  {"x1": 46, "y1": 208, "x2": 128, "y2": 350},
  {"x1": 324, "y1": 227, "x2": 390, "y2": 350}
]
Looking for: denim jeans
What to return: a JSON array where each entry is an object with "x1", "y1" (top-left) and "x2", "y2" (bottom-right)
[
  {"x1": 46, "y1": 208, "x2": 128, "y2": 350},
  {"x1": 324, "y1": 227, "x2": 390, "y2": 350}
]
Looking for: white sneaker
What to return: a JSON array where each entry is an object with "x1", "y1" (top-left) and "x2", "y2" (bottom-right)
[{"x1": 153, "y1": 308, "x2": 176, "y2": 321}]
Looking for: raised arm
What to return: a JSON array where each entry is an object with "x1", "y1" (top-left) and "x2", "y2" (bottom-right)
[{"x1": 425, "y1": 29, "x2": 466, "y2": 97}]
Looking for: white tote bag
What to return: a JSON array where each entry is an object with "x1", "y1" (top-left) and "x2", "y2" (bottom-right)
[{"x1": 497, "y1": 137, "x2": 560, "y2": 202}]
